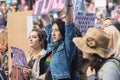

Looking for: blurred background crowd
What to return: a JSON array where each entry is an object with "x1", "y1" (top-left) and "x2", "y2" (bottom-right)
[
  {"x1": 0, "y1": 0, "x2": 119, "y2": 79},
  {"x1": 0, "y1": 0, "x2": 120, "y2": 28}
]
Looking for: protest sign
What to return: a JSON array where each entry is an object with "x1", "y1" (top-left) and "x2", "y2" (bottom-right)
[
  {"x1": 74, "y1": 12, "x2": 96, "y2": 36},
  {"x1": 7, "y1": 11, "x2": 32, "y2": 80},
  {"x1": 10, "y1": 47, "x2": 28, "y2": 80},
  {"x1": 32, "y1": 0, "x2": 65, "y2": 15},
  {"x1": 0, "y1": 0, "x2": 5, "y2": 1},
  {"x1": 94, "y1": 0, "x2": 106, "y2": 8},
  {"x1": 27, "y1": 16, "x2": 33, "y2": 38},
  {"x1": 11, "y1": 47, "x2": 27, "y2": 67}
]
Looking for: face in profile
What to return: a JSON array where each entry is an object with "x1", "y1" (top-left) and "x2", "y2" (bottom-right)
[
  {"x1": 82, "y1": 52, "x2": 94, "y2": 61},
  {"x1": 102, "y1": 19, "x2": 113, "y2": 29},
  {"x1": 52, "y1": 23, "x2": 62, "y2": 42},
  {"x1": 28, "y1": 31, "x2": 41, "y2": 49}
]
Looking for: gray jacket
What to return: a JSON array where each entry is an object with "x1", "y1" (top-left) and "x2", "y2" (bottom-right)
[{"x1": 87, "y1": 59, "x2": 120, "y2": 80}]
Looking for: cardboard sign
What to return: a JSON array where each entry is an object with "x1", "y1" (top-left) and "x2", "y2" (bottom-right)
[
  {"x1": 32, "y1": 0, "x2": 65, "y2": 15},
  {"x1": 7, "y1": 11, "x2": 32, "y2": 80},
  {"x1": 74, "y1": 12, "x2": 96, "y2": 36}
]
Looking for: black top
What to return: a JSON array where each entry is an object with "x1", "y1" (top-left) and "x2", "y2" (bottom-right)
[{"x1": 28, "y1": 59, "x2": 36, "y2": 69}]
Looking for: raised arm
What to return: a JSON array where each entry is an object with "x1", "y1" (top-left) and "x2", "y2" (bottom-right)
[
  {"x1": 41, "y1": 14, "x2": 53, "y2": 44},
  {"x1": 41, "y1": 15, "x2": 51, "y2": 26},
  {"x1": 65, "y1": 0, "x2": 77, "y2": 64},
  {"x1": 66, "y1": 0, "x2": 73, "y2": 24}
]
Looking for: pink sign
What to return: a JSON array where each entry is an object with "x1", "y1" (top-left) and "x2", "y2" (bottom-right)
[{"x1": 32, "y1": 0, "x2": 65, "y2": 15}]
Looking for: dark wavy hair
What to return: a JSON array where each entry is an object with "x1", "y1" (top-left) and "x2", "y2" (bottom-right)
[{"x1": 80, "y1": 53, "x2": 107, "y2": 75}]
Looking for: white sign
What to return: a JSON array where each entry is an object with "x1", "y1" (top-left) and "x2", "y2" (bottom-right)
[
  {"x1": 27, "y1": 16, "x2": 33, "y2": 38},
  {"x1": 94, "y1": 0, "x2": 107, "y2": 7}
]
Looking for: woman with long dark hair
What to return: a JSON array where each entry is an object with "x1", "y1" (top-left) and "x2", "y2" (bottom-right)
[{"x1": 40, "y1": 0, "x2": 78, "y2": 79}]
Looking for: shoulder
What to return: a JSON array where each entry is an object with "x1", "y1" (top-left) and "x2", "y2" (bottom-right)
[
  {"x1": 99, "y1": 59, "x2": 120, "y2": 79},
  {"x1": 39, "y1": 49, "x2": 46, "y2": 56},
  {"x1": 103, "y1": 59, "x2": 120, "y2": 69},
  {"x1": 104, "y1": 25, "x2": 119, "y2": 35},
  {"x1": 65, "y1": 23, "x2": 74, "y2": 27},
  {"x1": 100, "y1": 59, "x2": 120, "y2": 73},
  {"x1": 45, "y1": 24, "x2": 52, "y2": 29}
]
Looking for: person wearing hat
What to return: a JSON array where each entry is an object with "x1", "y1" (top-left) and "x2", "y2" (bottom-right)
[
  {"x1": 73, "y1": 28, "x2": 120, "y2": 80},
  {"x1": 40, "y1": 0, "x2": 78, "y2": 80}
]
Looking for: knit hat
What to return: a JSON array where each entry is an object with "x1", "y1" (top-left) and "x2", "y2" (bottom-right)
[{"x1": 73, "y1": 28, "x2": 114, "y2": 58}]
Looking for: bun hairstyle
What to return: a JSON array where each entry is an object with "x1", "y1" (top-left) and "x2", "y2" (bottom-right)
[{"x1": 52, "y1": 18, "x2": 65, "y2": 40}]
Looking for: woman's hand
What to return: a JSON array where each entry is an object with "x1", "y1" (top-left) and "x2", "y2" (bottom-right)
[
  {"x1": 66, "y1": 0, "x2": 73, "y2": 24},
  {"x1": 86, "y1": 66, "x2": 96, "y2": 77},
  {"x1": 23, "y1": 67, "x2": 32, "y2": 77},
  {"x1": 41, "y1": 15, "x2": 51, "y2": 26}
]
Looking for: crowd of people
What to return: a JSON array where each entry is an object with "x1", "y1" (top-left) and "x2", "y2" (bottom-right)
[{"x1": 0, "y1": 0, "x2": 120, "y2": 80}]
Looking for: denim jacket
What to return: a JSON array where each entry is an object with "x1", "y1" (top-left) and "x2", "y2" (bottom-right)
[{"x1": 41, "y1": 23, "x2": 77, "y2": 79}]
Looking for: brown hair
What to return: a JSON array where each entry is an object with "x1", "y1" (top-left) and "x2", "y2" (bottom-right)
[{"x1": 31, "y1": 28, "x2": 47, "y2": 50}]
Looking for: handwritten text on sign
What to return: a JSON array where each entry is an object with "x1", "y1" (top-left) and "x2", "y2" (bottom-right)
[
  {"x1": 75, "y1": 12, "x2": 96, "y2": 36},
  {"x1": 32, "y1": 0, "x2": 65, "y2": 15}
]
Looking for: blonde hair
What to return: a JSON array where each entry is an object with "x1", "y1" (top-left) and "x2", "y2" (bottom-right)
[{"x1": 0, "y1": 29, "x2": 8, "y2": 53}]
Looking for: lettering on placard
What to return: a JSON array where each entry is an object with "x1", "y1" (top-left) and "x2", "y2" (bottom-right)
[{"x1": 33, "y1": 0, "x2": 65, "y2": 15}]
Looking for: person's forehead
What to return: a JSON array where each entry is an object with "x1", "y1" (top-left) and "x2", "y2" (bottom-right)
[
  {"x1": 104, "y1": 19, "x2": 112, "y2": 24},
  {"x1": 30, "y1": 31, "x2": 38, "y2": 36},
  {"x1": 52, "y1": 23, "x2": 59, "y2": 28},
  {"x1": 104, "y1": 19, "x2": 112, "y2": 22}
]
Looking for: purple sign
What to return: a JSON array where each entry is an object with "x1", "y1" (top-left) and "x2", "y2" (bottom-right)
[{"x1": 11, "y1": 47, "x2": 27, "y2": 67}]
